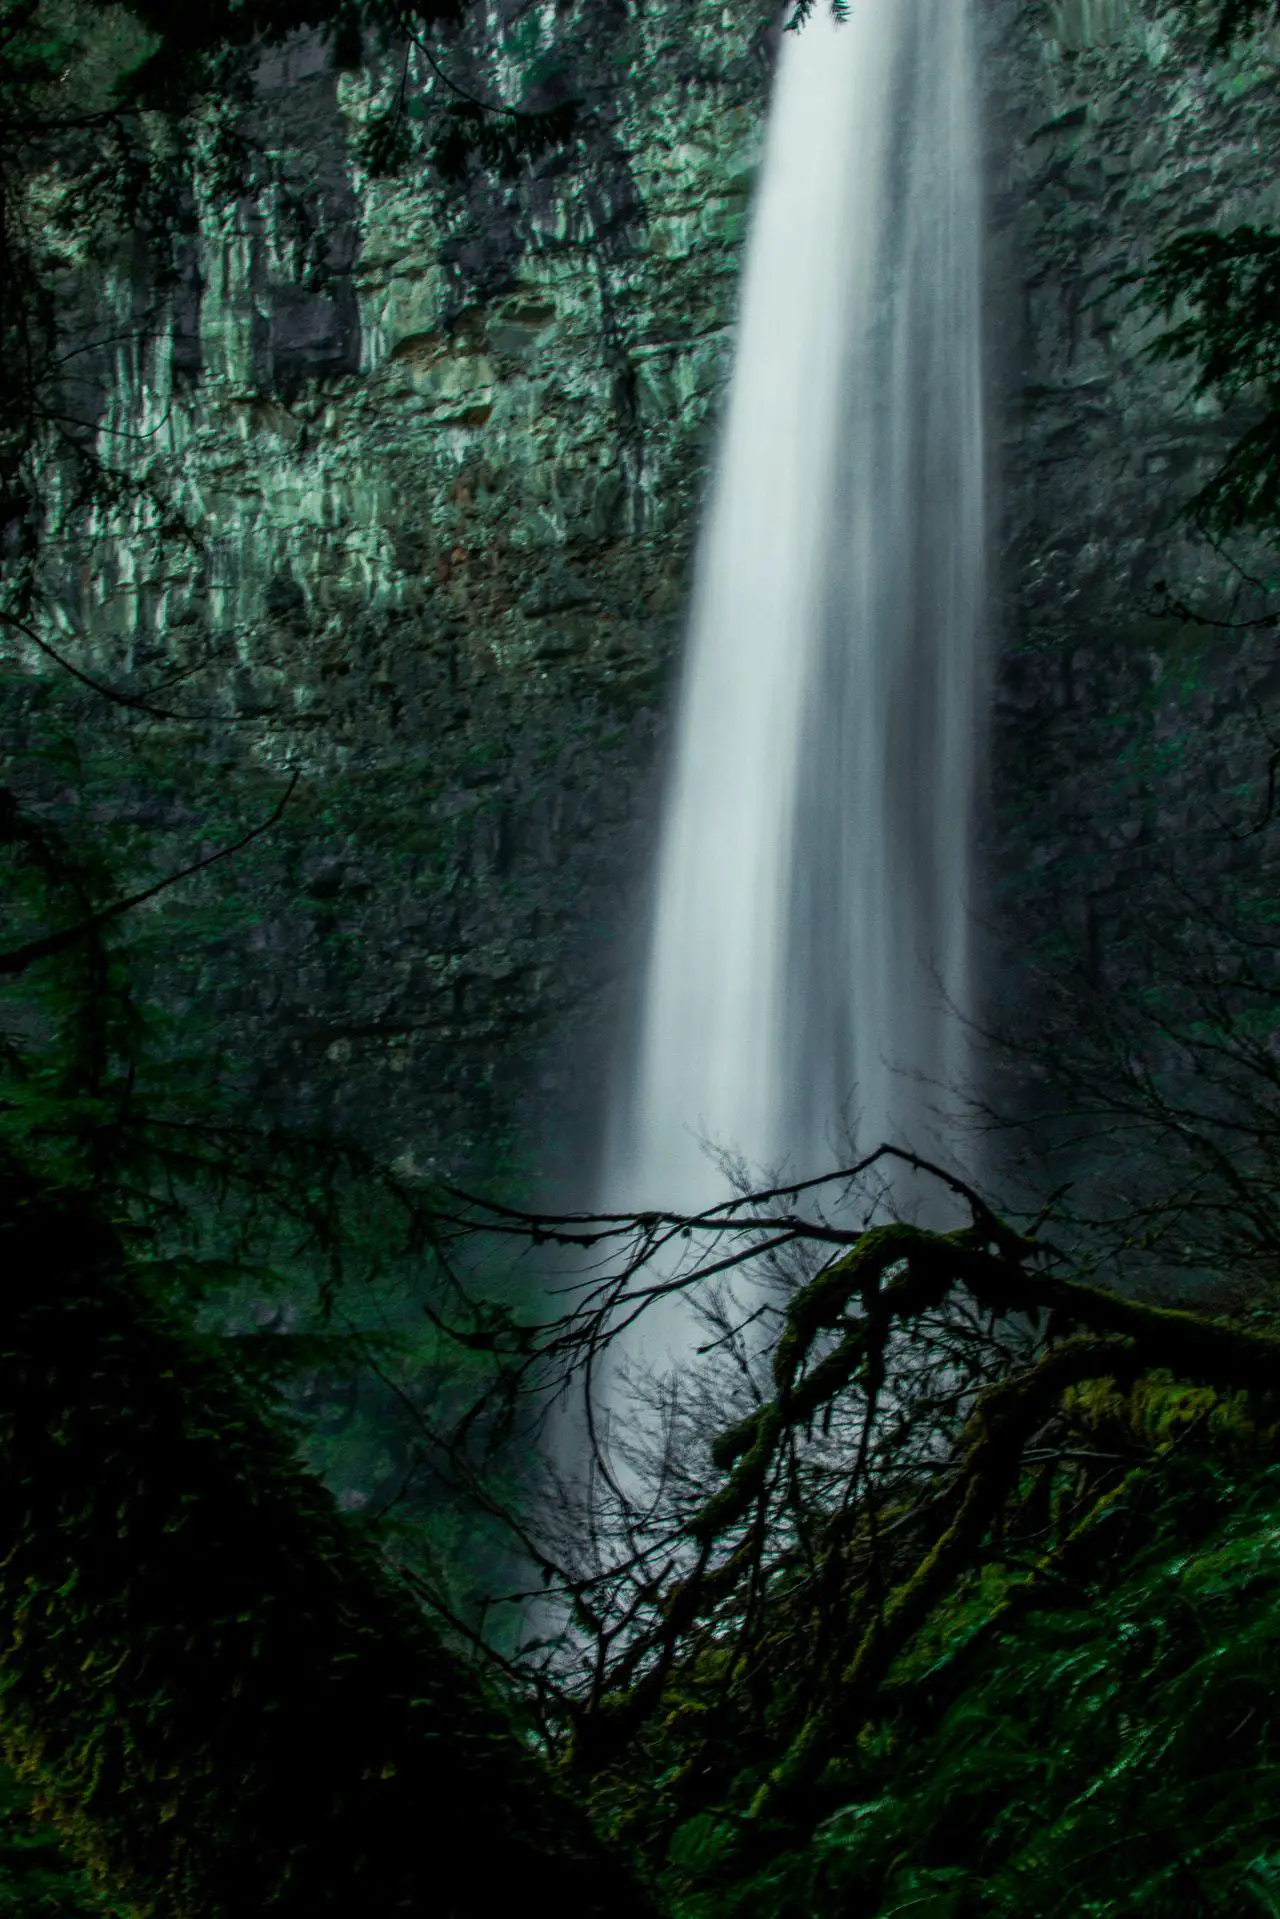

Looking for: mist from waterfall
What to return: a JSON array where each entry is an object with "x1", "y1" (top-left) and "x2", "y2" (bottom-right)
[{"x1": 604, "y1": 0, "x2": 986, "y2": 1225}]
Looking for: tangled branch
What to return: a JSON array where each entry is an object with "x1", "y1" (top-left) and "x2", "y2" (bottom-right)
[{"x1": 409, "y1": 1153, "x2": 1280, "y2": 1811}]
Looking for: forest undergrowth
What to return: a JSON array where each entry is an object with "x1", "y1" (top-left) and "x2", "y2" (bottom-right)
[{"x1": 417, "y1": 1152, "x2": 1280, "y2": 1918}]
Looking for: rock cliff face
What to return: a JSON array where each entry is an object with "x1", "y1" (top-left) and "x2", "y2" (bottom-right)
[
  {"x1": 25, "y1": 0, "x2": 1280, "y2": 1192},
  {"x1": 981, "y1": 1, "x2": 1280, "y2": 1185},
  {"x1": 987, "y1": 10, "x2": 1279, "y2": 883},
  {"x1": 41, "y1": 0, "x2": 777, "y2": 1186}
]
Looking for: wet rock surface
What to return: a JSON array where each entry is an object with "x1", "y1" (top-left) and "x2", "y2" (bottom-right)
[
  {"x1": 27, "y1": 0, "x2": 777, "y2": 1188},
  {"x1": 19, "y1": 0, "x2": 1280, "y2": 1193},
  {"x1": 982, "y1": 1, "x2": 1280, "y2": 1110}
]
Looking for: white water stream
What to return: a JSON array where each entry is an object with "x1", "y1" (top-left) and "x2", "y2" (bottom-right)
[{"x1": 603, "y1": 0, "x2": 986, "y2": 1232}]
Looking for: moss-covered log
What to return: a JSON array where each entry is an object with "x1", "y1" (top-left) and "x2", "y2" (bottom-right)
[
  {"x1": 561, "y1": 1208, "x2": 1280, "y2": 1781},
  {"x1": 0, "y1": 1177, "x2": 652, "y2": 1918}
]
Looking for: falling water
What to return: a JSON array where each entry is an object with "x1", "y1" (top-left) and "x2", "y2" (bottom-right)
[{"x1": 604, "y1": 0, "x2": 986, "y2": 1221}]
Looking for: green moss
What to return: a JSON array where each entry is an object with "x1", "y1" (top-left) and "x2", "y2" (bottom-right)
[
  {"x1": 0, "y1": 1767, "x2": 114, "y2": 1917},
  {"x1": 614, "y1": 1452, "x2": 1280, "y2": 1915},
  {"x1": 0, "y1": 1174, "x2": 652, "y2": 1918}
]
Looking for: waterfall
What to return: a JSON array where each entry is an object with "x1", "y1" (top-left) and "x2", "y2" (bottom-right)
[{"x1": 605, "y1": 0, "x2": 986, "y2": 1224}]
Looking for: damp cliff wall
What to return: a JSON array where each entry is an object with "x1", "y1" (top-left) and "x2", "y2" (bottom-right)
[
  {"x1": 18, "y1": 0, "x2": 1280, "y2": 1194},
  {"x1": 27, "y1": 0, "x2": 778, "y2": 1186},
  {"x1": 985, "y1": 0, "x2": 1280, "y2": 1010}
]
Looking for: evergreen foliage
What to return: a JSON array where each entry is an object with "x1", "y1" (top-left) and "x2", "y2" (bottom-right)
[
  {"x1": 0, "y1": 1767, "x2": 113, "y2": 1916},
  {"x1": 1141, "y1": 226, "x2": 1280, "y2": 537}
]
